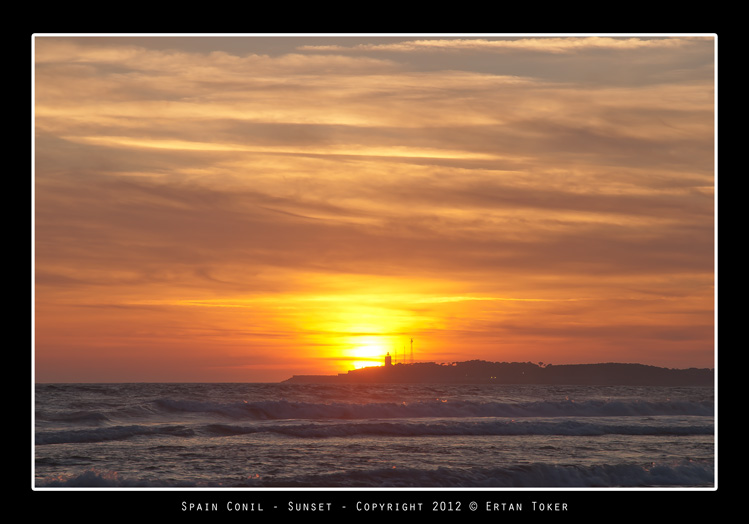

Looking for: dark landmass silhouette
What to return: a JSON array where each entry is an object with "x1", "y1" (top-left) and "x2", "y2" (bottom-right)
[{"x1": 282, "y1": 360, "x2": 714, "y2": 386}]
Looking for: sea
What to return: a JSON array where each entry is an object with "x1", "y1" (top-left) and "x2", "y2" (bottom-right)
[{"x1": 33, "y1": 382, "x2": 715, "y2": 490}]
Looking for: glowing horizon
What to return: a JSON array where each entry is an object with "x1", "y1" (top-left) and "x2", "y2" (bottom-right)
[{"x1": 33, "y1": 35, "x2": 716, "y2": 383}]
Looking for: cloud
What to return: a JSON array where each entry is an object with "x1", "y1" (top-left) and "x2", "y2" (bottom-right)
[
  {"x1": 297, "y1": 36, "x2": 708, "y2": 54},
  {"x1": 33, "y1": 36, "x2": 716, "y2": 379}
]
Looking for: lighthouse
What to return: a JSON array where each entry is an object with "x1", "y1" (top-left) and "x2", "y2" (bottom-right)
[{"x1": 385, "y1": 352, "x2": 392, "y2": 367}]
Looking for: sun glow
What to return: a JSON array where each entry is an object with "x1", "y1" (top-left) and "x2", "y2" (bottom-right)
[{"x1": 345, "y1": 335, "x2": 393, "y2": 369}]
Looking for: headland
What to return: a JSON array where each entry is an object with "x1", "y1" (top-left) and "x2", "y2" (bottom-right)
[{"x1": 282, "y1": 360, "x2": 714, "y2": 386}]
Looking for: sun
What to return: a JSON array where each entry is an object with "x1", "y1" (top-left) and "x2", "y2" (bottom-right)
[{"x1": 346, "y1": 335, "x2": 391, "y2": 369}]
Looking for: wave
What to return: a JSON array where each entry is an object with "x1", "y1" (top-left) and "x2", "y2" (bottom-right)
[
  {"x1": 35, "y1": 424, "x2": 195, "y2": 445},
  {"x1": 35, "y1": 461, "x2": 714, "y2": 488},
  {"x1": 274, "y1": 462, "x2": 715, "y2": 488},
  {"x1": 35, "y1": 417, "x2": 713, "y2": 445},
  {"x1": 35, "y1": 469, "x2": 195, "y2": 488},
  {"x1": 152, "y1": 398, "x2": 714, "y2": 421},
  {"x1": 35, "y1": 410, "x2": 110, "y2": 424},
  {"x1": 209, "y1": 419, "x2": 713, "y2": 438}
]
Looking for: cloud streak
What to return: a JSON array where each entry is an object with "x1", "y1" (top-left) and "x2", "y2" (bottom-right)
[
  {"x1": 33, "y1": 35, "x2": 715, "y2": 382},
  {"x1": 297, "y1": 36, "x2": 704, "y2": 54}
]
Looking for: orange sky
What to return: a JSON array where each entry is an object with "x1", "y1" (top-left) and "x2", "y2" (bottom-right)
[{"x1": 33, "y1": 34, "x2": 716, "y2": 383}]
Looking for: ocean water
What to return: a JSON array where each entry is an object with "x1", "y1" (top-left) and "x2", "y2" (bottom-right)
[{"x1": 33, "y1": 382, "x2": 715, "y2": 489}]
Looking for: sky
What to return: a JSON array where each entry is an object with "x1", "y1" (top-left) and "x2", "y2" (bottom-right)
[{"x1": 33, "y1": 34, "x2": 716, "y2": 383}]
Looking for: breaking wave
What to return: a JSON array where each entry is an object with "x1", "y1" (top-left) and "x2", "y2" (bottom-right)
[
  {"x1": 35, "y1": 461, "x2": 715, "y2": 488},
  {"x1": 35, "y1": 416, "x2": 712, "y2": 445}
]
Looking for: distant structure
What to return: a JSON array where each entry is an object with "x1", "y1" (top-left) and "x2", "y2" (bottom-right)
[{"x1": 386, "y1": 338, "x2": 414, "y2": 367}]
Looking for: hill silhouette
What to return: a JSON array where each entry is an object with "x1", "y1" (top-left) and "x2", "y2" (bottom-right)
[{"x1": 283, "y1": 360, "x2": 713, "y2": 386}]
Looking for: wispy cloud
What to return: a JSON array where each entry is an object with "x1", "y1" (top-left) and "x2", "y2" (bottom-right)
[
  {"x1": 33, "y1": 35, "x2": 715, "y2": 381},
  {"x1": 297, "y1": 36, "x2": 708, "y2": 54}
]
